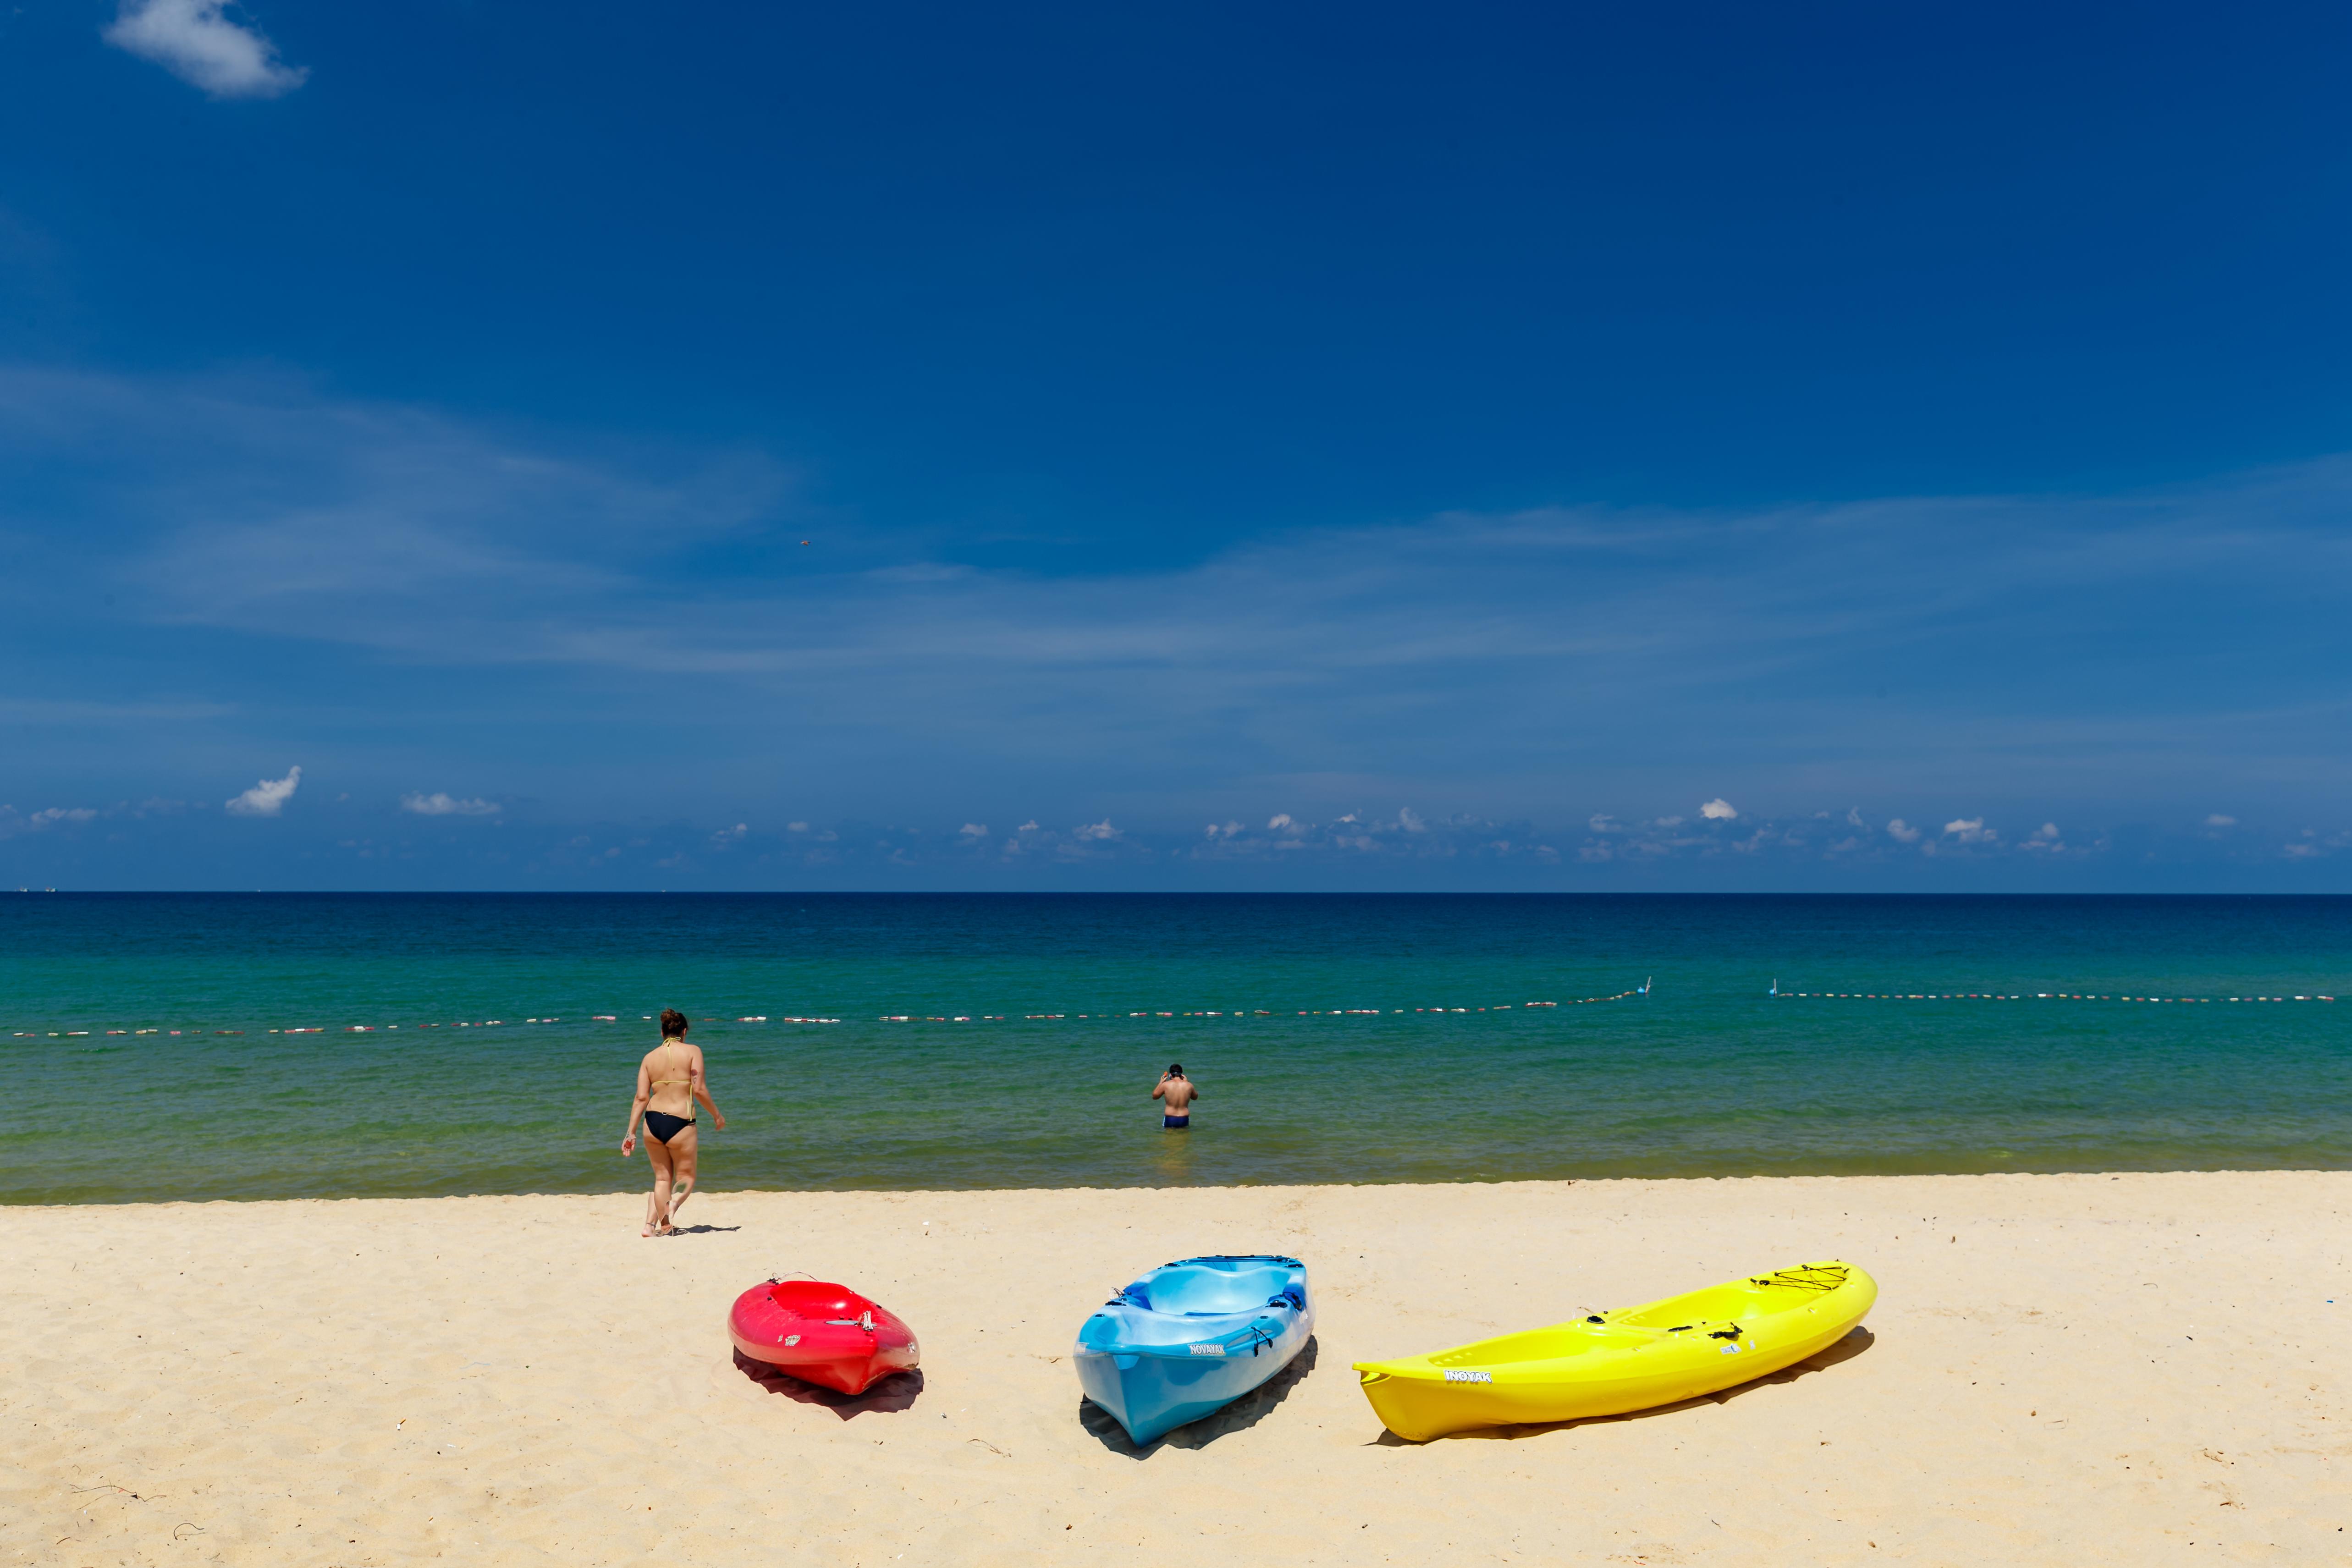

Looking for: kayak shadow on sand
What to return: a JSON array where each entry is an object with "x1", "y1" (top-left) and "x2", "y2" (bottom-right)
[
  {"x1": 1078, "y1": 1335, "x2": 1320, "y2": 1458},
  {"x1": 1367, "y1": 1326, "x2": 1876, "y2": 1446},
  {"x1": 731, "y1": 1349, "x2": 924, "y2": 1419}
]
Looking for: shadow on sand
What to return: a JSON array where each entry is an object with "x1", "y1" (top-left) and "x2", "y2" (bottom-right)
[
  {"x1": 730, "y1": 1349, "x2": 924, "y2": 1419},
  {"x1": 1079, "y1": 1335, "x2": 1321, "y2": 1458},
  {"x1": 1367, "y1": 1326, "x2": 1877, "y2": 1446}
]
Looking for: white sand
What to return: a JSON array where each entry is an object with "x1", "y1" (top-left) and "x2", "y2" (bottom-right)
[{"x1": 6, "y1": 1172, "x2": 2348, "y2": 1566}]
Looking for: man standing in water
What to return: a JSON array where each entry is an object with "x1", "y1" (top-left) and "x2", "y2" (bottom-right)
[{"x1": 1152, "y1": 1063, "x2": 1198, "y2": 1129}]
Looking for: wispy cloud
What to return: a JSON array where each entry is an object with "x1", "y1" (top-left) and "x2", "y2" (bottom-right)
[
  {"x1": 0, "y1": 805, "x2": 99, "y2": 839},
  {"x1": 399, "y1": 791, "x2": 499, "y2": 818},
  {"x1": 0, "y1": 697, "x2": 236, "y2": 726},
  {"x1": 104, "y1": 0, "x2": 308, "y2": 99},
  {"x1": 13, "y1": 367, "x2": 2352, "y2": 877},
  {"x1": 225, "y1": 765, "x2": 300, "y2": 817}
]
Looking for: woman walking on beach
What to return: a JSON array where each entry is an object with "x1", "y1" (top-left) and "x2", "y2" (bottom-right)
[{"x1": 620, "y1": 1008, "x2": 725, "y2": 1237}]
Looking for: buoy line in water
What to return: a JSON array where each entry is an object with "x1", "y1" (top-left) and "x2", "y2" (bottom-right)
[
  {"x1": 875, "y1": 989, "x2": 1644, "y2": 1022},
  {"x1": 8, "y1": 989, "x2": 1648, "y2": 1037},
  {"x1": 1774, "y1": 991, "x2": 2336, "y2": 1003},
  {"x1": 6, "y1": 1016, "x2": 843, "y2": 1037}
]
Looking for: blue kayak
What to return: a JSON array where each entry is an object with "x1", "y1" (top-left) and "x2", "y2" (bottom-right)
[{"x1": 1073, "y1": 1254, "x2": 1315, "y2": 1444}]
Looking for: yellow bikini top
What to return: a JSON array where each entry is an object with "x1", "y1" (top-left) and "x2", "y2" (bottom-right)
[{"x1": 650, "y1": 1042, "x2": 692, "y2": 1086}]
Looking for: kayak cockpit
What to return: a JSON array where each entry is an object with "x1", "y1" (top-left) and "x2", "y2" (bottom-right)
[{"x1": 1114, "y1": 1258, "x2": 1304, "y2": 1316}]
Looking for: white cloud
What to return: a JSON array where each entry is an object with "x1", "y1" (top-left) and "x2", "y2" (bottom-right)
[
  {"x1": 1943, "y1": 817, "x2": 1995, "y2": 844},
  {"x1": 400, "y1": 791, "x2": 498, "y2": 817},
  {"x1": 1845, "y1": 807, "x2": 1865, "y2": 828},
  {"x1": 1886, "y1": 817, "x2": 1921, "y2": 843},
  {"x1": 1267, "y1": 813, "x2": 1294, "y2": 831},
  {"x1": 1699, "y1": 798, "x2": 1738, "y2": 820},
  {"x1": 1397, "y1": 806, "x2": 1427, "y2": 833},
  {"x1": 2034, "y1": 822, "x2": 2060, "y2": 839},
  {"x1": 959, "y1": 822, "x2": 988, "y2": 836},
  {"x1": 225, "y1": 765, "x2": 301, "y2": 817},
  {"x1": 710, "y1": 822, "x2": 749, "y2": 845},
  {"x1": 1073, "y1": 819, "x2": 1120, "y2": 841},
  {"x1": 104, "y1": 0, "x2": 309, "y2": 99},
  {"x1": 2205, "y1": 814, "x2": 2237, "y2": 828},
  {"x1": 787, "y1": 821, "x2": 810, "y2": 833},
  {"x1": 1018, "y1": 820, "x2": 1040, "y2": 832},
  {"x1": 1588, "y1": 813, "x2": 1620, "y2": 833}
]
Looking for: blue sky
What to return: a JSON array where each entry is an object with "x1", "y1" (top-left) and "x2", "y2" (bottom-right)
[{"x1": 2, "y1": 1, "x2": 2349, "y2": 889}]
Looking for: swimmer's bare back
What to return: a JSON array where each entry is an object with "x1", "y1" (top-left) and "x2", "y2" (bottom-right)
[
  {"x1": 1152, "y1": 1070, "x2": 1198, "y2": 1115},
  {"x1": 641, "y1": 1040, "x2": 701, "y2": 1121}
]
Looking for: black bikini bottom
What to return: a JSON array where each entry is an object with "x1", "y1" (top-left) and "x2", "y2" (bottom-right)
[{"x1": 644, "y1": 1110, "x2": 695, "y2": 1144}]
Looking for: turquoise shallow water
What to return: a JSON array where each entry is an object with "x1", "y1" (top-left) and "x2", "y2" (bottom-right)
[{"x1": 3, "y1": 893, "x2": 2347, "y2": 1203}]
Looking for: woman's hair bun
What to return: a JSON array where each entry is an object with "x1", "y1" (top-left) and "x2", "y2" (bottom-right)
[{"x1": 660, "y1": 1008, "x2": 689, "y2": 1037}]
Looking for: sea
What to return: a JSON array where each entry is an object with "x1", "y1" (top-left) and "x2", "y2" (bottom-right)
[{"x1": 3, "y1": 892, "x2": 2347, "y2": 1204}]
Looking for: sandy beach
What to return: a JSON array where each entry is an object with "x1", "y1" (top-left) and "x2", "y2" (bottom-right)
[{"x1": 6, "y1": 1172, "x2": 2347, "y2": 1566}]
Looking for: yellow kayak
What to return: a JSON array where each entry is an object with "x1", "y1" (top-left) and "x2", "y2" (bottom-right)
[{"x1": 1353, "y1": 1260, "x2": 1877, "y2": 1441}]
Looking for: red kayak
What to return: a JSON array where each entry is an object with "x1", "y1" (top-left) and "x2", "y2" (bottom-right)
[{"x1": 727, "y1": 1279, "x2": 920, "y2": 1395}]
